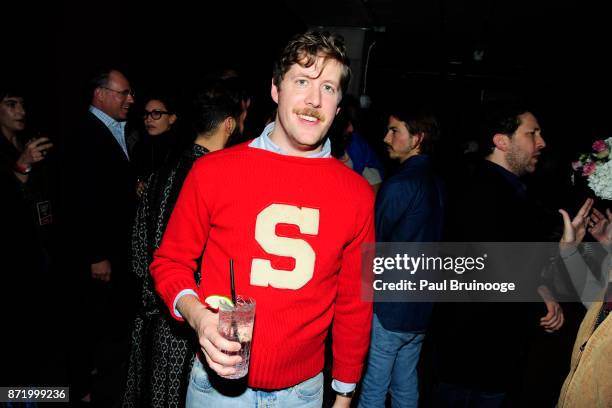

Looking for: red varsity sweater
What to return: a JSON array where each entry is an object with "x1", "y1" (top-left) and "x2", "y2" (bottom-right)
[{"x1": 151, "y1": 142, "x2": 374, "y2": 389}]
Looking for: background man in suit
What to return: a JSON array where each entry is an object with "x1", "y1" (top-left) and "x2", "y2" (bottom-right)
[
  {"x1": 84, "y1": 68, "x2": 135, "y2": 282},
  {"x1": 67, "y1": 68, "x2": 137, "y2": 405}
]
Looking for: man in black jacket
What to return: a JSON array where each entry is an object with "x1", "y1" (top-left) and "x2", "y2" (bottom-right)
[
  {"x1": 433, "y1": 106, "x2": 564, "y2": 407},
  {"x1": 79, "y1": 68, "x2": 136, "y2": 283},
  {"x1": 68, "y1": 68, "x2": 137, "y2": 405}
]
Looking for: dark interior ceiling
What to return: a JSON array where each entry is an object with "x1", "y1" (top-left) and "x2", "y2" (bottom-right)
[
  {"x1": 282, "y1": 0, "x2": 605, "y2": 81},
  {"x1": 7, "y1": 0, "x2": 609, "y2": 90},
  {"x1": 5, "y1": 0, "x2": 611, "y2": 141},
  {"x1": 277, "y1": 0, "x2": 612, "y2": 148}
]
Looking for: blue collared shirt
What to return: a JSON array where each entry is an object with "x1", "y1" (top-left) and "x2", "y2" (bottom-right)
[
  {"x1": 89, "y1": 105, "x2": 129, "y2": 159},
  {"x1": 249, "y1": 121, "x2": 332, "y2": 158}
]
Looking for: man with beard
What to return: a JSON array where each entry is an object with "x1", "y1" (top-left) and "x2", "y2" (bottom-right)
[
  {"x1": 150, "y1": 31, "x2": 374, "y2": 407},
  {"x1": 358, "y1": 106, "x2": 444, "y2": 408},
  {"x1": 433, "y1": 106, "x2": 564, "y2": 407}
]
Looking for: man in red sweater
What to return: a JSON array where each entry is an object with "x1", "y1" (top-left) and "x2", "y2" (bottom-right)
[{"x1": 151, "y1": 31, "x2": 374, "y2": 407}]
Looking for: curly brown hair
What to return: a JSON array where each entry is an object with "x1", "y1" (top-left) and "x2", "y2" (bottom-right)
[{"x1": 273, "y1": 31, "x2": 351, "y2": 96}]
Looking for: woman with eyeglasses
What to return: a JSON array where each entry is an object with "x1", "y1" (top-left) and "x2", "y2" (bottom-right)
[{"x1": 132, "y1": 94, "x2": 181, "y2": 196}]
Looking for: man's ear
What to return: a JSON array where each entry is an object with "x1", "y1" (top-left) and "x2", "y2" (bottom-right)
[
  {"x1": 168, "y1": 114, "x2": 177, "y2": 126},
  {"x1": 225, "y1": 116, "x2": 236, "y2": 135},
  {"x1": 492, "y1": 133, "x2": 510, "y2": 152},
  {"x1": 271, "y1": 78, "x2": 279, "y2": 104},
  {"x1": 93, "y1": 87, "x2": 103, "y2": 102},
  {"x1": 412, "y1": 132, "x2": 425, "y2": 151}
]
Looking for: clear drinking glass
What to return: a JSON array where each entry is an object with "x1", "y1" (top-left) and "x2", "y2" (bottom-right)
[{"x1": 217, "y1": 296, "x2": 256, "y2": 379}]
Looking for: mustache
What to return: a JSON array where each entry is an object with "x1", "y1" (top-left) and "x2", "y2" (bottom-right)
[{"x1": 293, "y1": 108, "x2": 325, "y2": 122}]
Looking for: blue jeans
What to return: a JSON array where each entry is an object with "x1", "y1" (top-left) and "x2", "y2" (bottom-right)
[
  {"x1": 186, "y1": 356, "x2": 323, "y2": 407},
  {"x1": 358, "y1": 314, "x2": 424, "y2": 408}
]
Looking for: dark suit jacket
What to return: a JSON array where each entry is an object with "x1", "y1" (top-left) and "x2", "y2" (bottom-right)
[
  {"x1": 71, "y1": 111, "x2": 136, "y2": 270},
  {"x1": 433, "y1": 159, "x2": 549, "y2": 392}
]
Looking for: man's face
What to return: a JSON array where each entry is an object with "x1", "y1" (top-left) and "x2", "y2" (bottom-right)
[
  {"x1": 505, "y1": 112, "x2": 546, "y2": 175},
  {"x1": 383, "y1": 115, "x2": 420, "y2": 163},
  {"x1": 95, "y1": 71, "x2": 134, "y2": 121},
  {"x1": 0, "y1": 96, "x2": 26, "y2": 135},
  {"x1": 270, "y1": 56, "x2": 342, "y2": 156}
]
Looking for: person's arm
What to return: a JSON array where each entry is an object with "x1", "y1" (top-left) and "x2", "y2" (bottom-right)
[
  {"x1": 537, "y1": 198, "x2": 593, "y2": 332},
  {"x1": 375, "y1": 180, "x2": 415, "y2": 241},
  {"x1": 331, "y1": 194, "x2": 375, "y2": 407},
  {"x1": 557, "y1": 198, "x2": 606, "y2": 307},
  {"x1": 150, "y1": 165, "x2": 242, "y2": 377},
  {"x1": 537, "y1": 285, "x2": 564, "y2": 332},
  {"x1": 150, "y1": 165, "x2": 210, "y2": 317},
  {"x1": 558, "y1": 244, "x2": 605, "y2": 308},
  {"x1": 330, "y1": 379, "x2": 356, "y2": 407},
  {"x1": 559, "y1": 198, "x2": 593, "y2": 250},
  {"x1": 91, "y1": 259, "x2": 112, "y2": 282},
  {"x1": 177, "y1": 294, "x2": 242, "y2": 377},
  {"x1": 13, "y1": 137, "x2": 53, "y2": 183},
  {"x1": 589, "y1": 208, "x2": 612, "y2": 253},
  {"x1": 75, "y1": 132, "x2": 114, "y2": 279}
]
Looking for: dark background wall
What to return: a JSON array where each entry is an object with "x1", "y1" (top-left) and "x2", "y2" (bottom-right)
[{"x1": 4, "y1": 0, "x2": 611, "y2": 209}]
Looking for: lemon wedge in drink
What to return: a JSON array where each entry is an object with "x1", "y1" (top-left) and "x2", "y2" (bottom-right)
[{"x1": 204, "y1": 295, "x2": 234, "y2": 311}]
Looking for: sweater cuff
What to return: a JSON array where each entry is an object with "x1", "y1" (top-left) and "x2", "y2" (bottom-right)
[
  {"x1": 156, "y1": 278, "x2": 199, "y2": 321},
  {"x1": 332, "y1": 360, "x2": 364, "y2": 384}
]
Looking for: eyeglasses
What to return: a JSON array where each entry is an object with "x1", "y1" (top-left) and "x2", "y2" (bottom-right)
[
  {"x1": 101, "y1": 86, "x2": 135, "y2": 98},
  {"x1": 143, "y1": 109, "x2": 170, "y2": 120}
]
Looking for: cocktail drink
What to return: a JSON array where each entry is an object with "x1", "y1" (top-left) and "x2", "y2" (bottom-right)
[{"x1": 218, "y1": 296, "x2": 255, "y2": 379}]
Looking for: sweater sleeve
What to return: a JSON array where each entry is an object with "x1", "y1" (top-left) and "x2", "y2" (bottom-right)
[
  {"x1": 560, "y1": 245, "x2": 609, "y2": 307},
  {"x1": 332, "y1": 194, "x2": 375, "y2": 383},
  {"x1": 150, "y1": 165, "x2": 211, "y2": 320}
]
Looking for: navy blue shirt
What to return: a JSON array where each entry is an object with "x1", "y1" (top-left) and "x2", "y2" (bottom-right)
[{"x1": 374, "y1": 154, "x2": 445, "y2": 331}]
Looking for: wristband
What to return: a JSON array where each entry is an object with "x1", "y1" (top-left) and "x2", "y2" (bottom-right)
[
  {"x1": 334, "y1": 389, "x2": 355, "y2": 398},
  {"x1": 14, "y1": 162, "x2": 31, "y2": 174}
]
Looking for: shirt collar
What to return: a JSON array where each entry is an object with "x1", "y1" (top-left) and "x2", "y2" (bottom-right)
[
  {"x1": 399, "y1": 154, "x2": 429, "y2": 168},
  {"x1": 249, "y1": 121, "x2": 331, "y2": 158},
  {"x1": 89, "y1": 105, "x2": 126, "y2": 131}
]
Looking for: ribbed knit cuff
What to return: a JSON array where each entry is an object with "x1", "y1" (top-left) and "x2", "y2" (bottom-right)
[
  {"x1": 332, "y1": 359, "x2": 364, "y2": 384},
  {"x1": 157, "y1": 278, "x2": 199, "y2": 321}
]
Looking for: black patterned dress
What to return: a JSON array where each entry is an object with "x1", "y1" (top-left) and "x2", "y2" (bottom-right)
[{"x1": 123, "y1": 144, "x2": 208, "y2": 408}]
